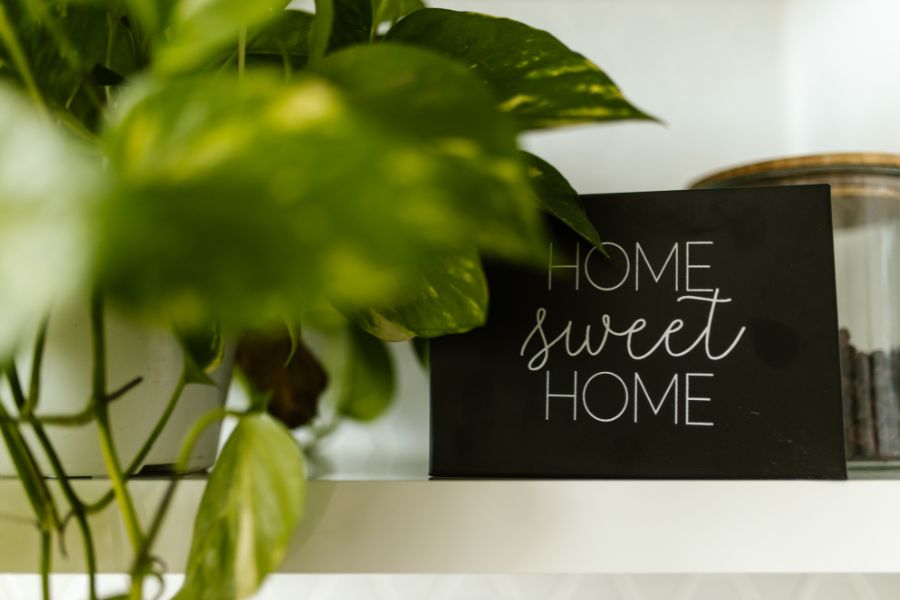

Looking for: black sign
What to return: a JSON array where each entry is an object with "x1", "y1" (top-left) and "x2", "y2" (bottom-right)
[{"x1": 430, "y1": 185, "x2": 847, "y2": 479}]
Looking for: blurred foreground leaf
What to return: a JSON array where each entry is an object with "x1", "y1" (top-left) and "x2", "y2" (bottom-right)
[
  {"x1": 387, "y1": 9, "x2": 653, "y2": 129},
  {"x1": 0, "y1": 84, "x2": 96, "y2": 357},
  {"x1": 316, "y1": 43, "x2": 544, "y2": 261},
  {"x1": 99, "y1": 45, "x2": 540, "y2": 328},
  {"x1": 175, "y1": 414, "x2": 305, "y2": 600},
  {"x1": 123, "y1": 0, "x2": 177, "y2": 39}
]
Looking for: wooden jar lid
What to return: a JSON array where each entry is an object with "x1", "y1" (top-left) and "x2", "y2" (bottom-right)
[{"x1": 691, "y1": 153, "x2": 900, "y2": 189}]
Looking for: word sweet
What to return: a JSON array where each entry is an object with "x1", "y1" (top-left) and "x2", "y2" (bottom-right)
[{"x1": 521, "y1": 241, "x2": 747, "y2": 427}]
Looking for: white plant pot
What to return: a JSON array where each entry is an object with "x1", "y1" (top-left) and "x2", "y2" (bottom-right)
[{"x1": 0, "y1": 302, "x2": 233, "y2": 477}]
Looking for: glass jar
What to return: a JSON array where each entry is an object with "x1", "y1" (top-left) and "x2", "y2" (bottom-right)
[{"x1": 692, "y1": 153, "x2": 900, "y2": 465}]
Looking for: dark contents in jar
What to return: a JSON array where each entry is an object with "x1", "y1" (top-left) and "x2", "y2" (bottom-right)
[{"x1": 840, "y1": 328, "x2": 900, "y2": 460}]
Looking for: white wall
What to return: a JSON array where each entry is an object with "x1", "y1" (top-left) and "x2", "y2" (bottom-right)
[
  {"x1": 784, "y1": 0, "x2": 900, "y2": 155},
  {"x1": 437, "y1": 0, "x2": 900, "y2": 194}
]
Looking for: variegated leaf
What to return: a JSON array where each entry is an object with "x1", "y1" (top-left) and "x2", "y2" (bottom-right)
[
  {"x1": 175, "y1": 414, "x2": 305, "y2": 600},
  {"x1": 350, "y1": 250, "x2": 488, "y2": 341},
  {"x1": 386, "y1": 8, "x2": 654, "y2": 130}
]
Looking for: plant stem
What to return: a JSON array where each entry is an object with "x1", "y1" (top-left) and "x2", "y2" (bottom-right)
[
  {"x1": 19, "y1": 317, "x2": 99, "y2": 600},
  {"x1": 0, "y1": 4, "x2": 48, "y2": 117},
  {"x1": 128, "y1": 408, "x2": 239, "y2": 599},
  {"x1": 177, "y1": 408, "x2": 241, "y2": 471},
  {"x1": 28, "y1": 422, "x2": 99, "y2": 600},
  {"x1": 84, "y1": 373, "x2": 186, "y2": 515},
  {"x1": 238, "y1": 27, "x2": 247, "y2": 81},
  {"x1": 22, "y1": 319, "x2": 49, "y2": 418},
  {"x1": 104, "y1": 12, "x2": 116, "y2": 104},
  {"x1": 0, "y1": 377, "x2": 143, "y2": 427},
  {"x1": 0, "y1": 397, "x2": 59, "y2": 533},
  {"x1": 33, "y1": 424, "x2": 99, "y2": 600},
  {"x1": 40, "y1": 529, "x2": 51, "y2": 600},
  {"x1": 0, "y1": 396, "x2": 60, "y2": 600},
  {"x1": 90, "y1": 293, "x2": 145, "y2": 554},
  {"x1": 137, "y1": 373, "x2": 186, "y2": 472},
  {"x1": 129, "y1": 479, "x2": 176, "y2": 600},
  {"x1": 6, "y1": 362, "x2": 27, "y2": 409}
]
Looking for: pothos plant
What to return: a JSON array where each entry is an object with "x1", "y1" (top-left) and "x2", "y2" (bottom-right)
[{"x1": 0, "y1": 0, "x2": 652, "y2": 597}]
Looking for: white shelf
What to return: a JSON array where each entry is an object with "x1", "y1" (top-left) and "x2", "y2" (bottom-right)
[{"x1": 2, "y1": 478, "x2": 900, "y2": 574}]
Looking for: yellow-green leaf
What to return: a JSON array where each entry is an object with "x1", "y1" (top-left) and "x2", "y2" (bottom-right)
[{"x1": 175, "y1": 414, "x2": 305, "y2": 600}]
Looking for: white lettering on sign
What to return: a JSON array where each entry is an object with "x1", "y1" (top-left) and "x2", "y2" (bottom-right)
[{"x1": 526, "y1": 241, "x2": 748, "y2": 428}]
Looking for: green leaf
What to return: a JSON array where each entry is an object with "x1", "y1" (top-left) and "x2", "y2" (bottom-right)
[
  {"x1": 339, "y1": 327, "x2": 394, "y2": 421},
  {"x1": 523, "y1": 151, "x2": 604, "y2": 250},
  {"x1": 0, "y1": 83, "x2": 96, "y2": 356},
  {"x1": 310, "y1": 0, "x2": 372, "y2": 65},
  {"x1": 386, "y1": 8, "x2": 654, "y2": 130},
  {"x1": 154, "y1": 0, "x2": 291, "y2": 75},
  {"x1": 411, "y1": 336, "x2": 429, "y2": 368},
  {"x1": 349, "y1": 250, "x2": 488, "y2": 341},
  {"x1": 308, "y1": 0, "x2": 333, "y2": 66},
  {"x1": 247, "y1": 9, "x2": 313, "y2": 68},
  {"x1": 100, "y1": 50, "x2": 541, "y2": 327},
  {"x1": 0, "y1": 1, "x2": 137, "y2": 128},
  {"x1": 175, "y1": 414, "x2": 305, "y2": 600},
  {"x1": 175, "y1": 319, "x2": 225, "y2": 384},
  {"x1": 330, "y1": 0, "x2": 372, "y2": 51},
  {"x1": 371, "y1": 0, "x2": 424, "y2": 33}
]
